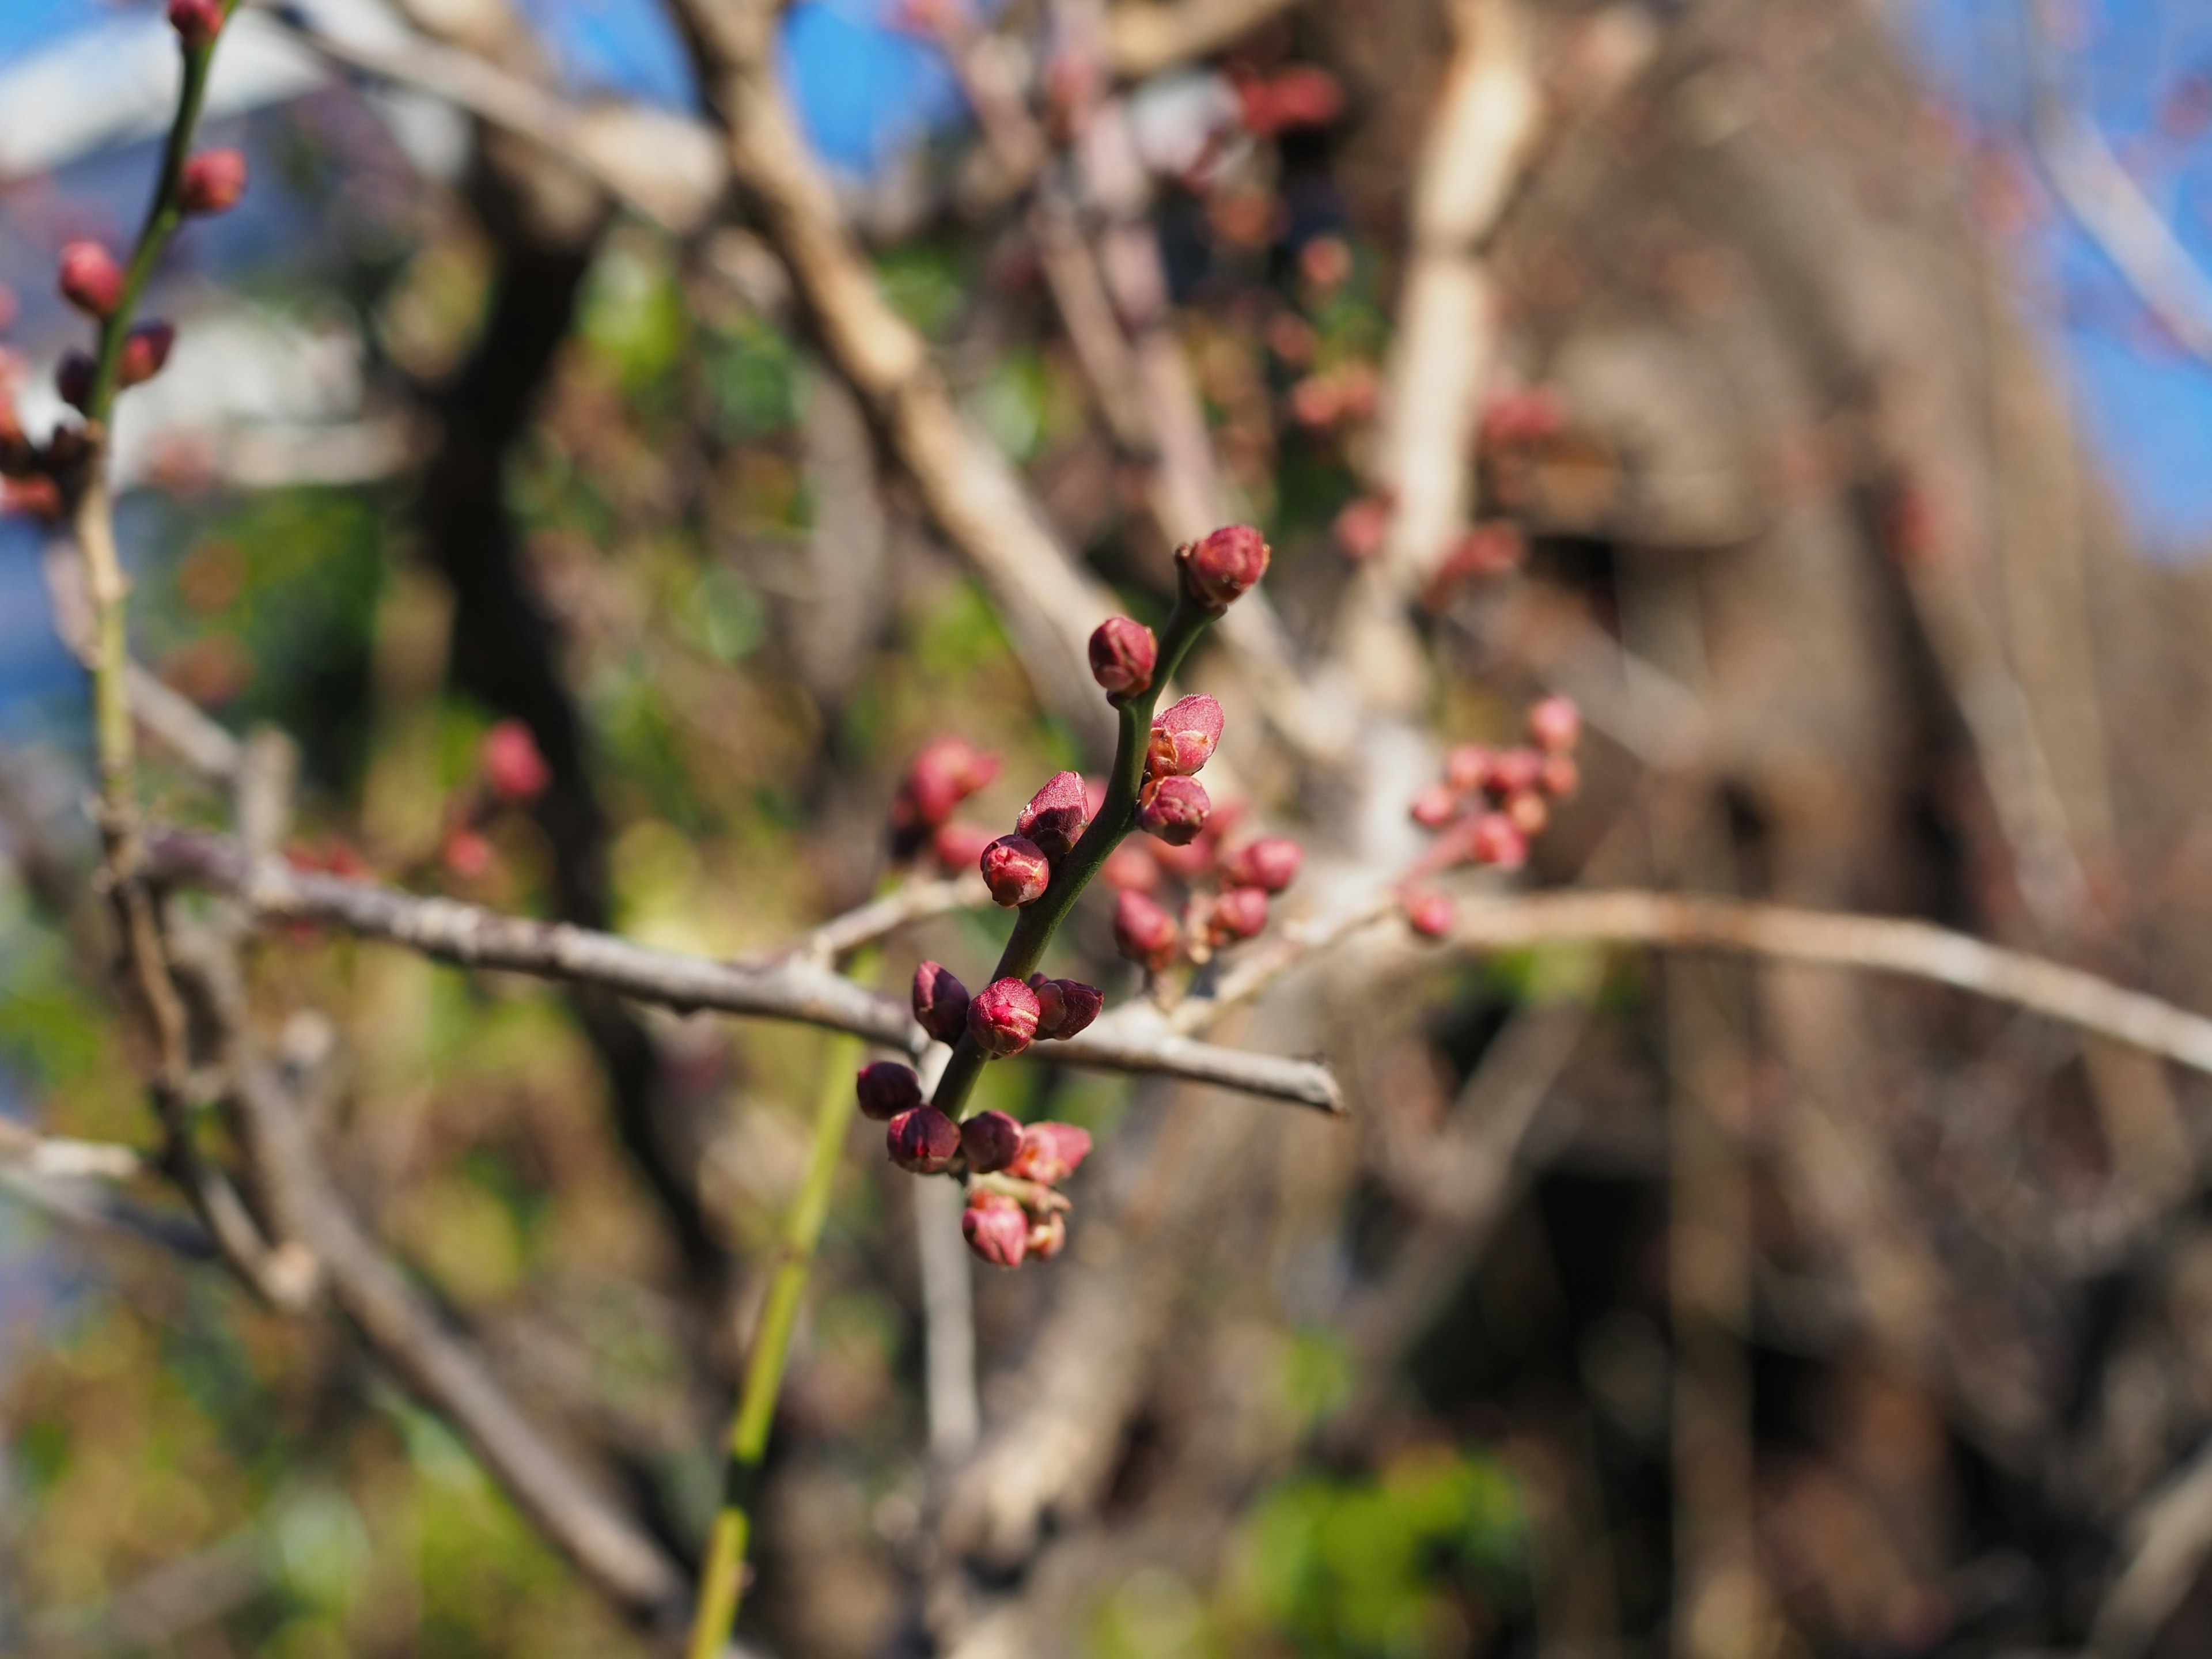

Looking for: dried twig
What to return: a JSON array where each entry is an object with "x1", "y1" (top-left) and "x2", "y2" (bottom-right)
[{"x1": 1106, "y1": 0, "x2": 1301, "y2": 80}]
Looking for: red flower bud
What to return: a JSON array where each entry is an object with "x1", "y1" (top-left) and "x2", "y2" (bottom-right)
[
  {"x1": 178, "y1": 149, "x2": 248, "y2": 216},
  {"x1": 1026, "y1": 1211, "x2": 1069, "y2": 1260},
  {"x1": 1, "y1": 476, "x2": 63, "y2": 521},
  {"x1": 1528, "y1": 695, "x2": 1581, "y2": 753},
  {"x1": 1505, "y1": 790, "x2": 1549, "y2": 837},
  {"x1": 912, "y1": 960, "x2": 971, "y2": 1044},
  {"x1": 1176, "y1": 524, "x2": 1271, "y2": 611},
  {"x1": 888, "y1": 1105, "x2": 962, "y2": 1174},
  {"x1": 55, "y1": 351, "x2": 95, "y2": 412},
  {"x1": 1490, "y1": 747, "x2": 1543, "y2": 797},
  {"x1": 58, "y1": 242, "x2": 123, "y2": 319},
  {"x1": 1410, "y1": 783, "x2": 1460, "y2": 830},
  {"x1": 960, "y1": 1109, "x2": 1023, "y2": 1175},
  {"x1": 1010, "y1": 1121, "x2": 1093, "y2": 1185},
  {"x1": 1403, "y1": 889, "x2": 1456, "y2": 938},
  {"x1": 963, "y1": 1191, "x2": 1029, "y2": 1267},
  {"x1": 1479, "y1": 388, "x2": 1567, "y2": 450},
  {"x1": 1222, "y1": 836, "x2": 1302, "y2": 893},
  {"x1": 855, "y1": 1060, "x2": 923, "y2": 1122},
  {"x1": 895, "y1": 737, "x2": 999, "y2": 832},
  {"x1": 932, "y1": 820, "x2": 995, "y2": 873},
  {"x1": 1113, "y1": 889, "x2": 1180, "y2": 971},
  {"x1": 1016, "y1": 770, "x2": 1089, "y2": 857},
  {"x1": 1540, "y1": 753, "x2": 1580, "y2": 799},
  {"x1": 480, "y1": 718, "x2": 551, "y2": 801},
  {"x1": 1103, "y1": 842, "x2": 1161, "y2": 893},
  {"x1": 1138, "y1": 775, "x2": 1211, "y2": 846},
  {"x1": 168, "y1": 0, "x2": 225, "y2": 48},
  {"x1": 1468, "y1": 812, "x2": 1528, "y2": 869},
  {"x1": 1029, "y1": 976, "x2": 1103, "y2": 1040},
  {"x1": 968, "y1": 976, "x2": 1041, "y2": 1058},
  {"x1": 1333, "y1": 496, "x2": 1390, "y2": 562},
  {"x1": 1207, "y1": 885, "x2": 1270, "y2": 945},
  {"x1": 1088, "y1": 615, "x2": 1157, "y2": 696},
  {"x1": 442, "y1": 827, "x2": 494, "y2": 879},
  {"x1": 1445, "y1": 745, "x2": 1494, "y2": 793},
  {"x1": 980, "y1": 834, "x2": 1051, "y2": 907},
  {"x1": 1147, "y1": 694, "x2": 1225, "y2": 778},
  {"x1": 120, "y1": 321, "x2": 175, "y2": 388}
]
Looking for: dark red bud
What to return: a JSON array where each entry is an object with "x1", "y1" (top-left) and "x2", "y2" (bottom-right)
[
  {"x1": 1138, "y1": 775, "x2": 1211, "y2": 846},
  {"x1": 1113, "y1": 889, "x2": 1180, "y2": 971},
  {"x1": 932, "y1": 820, "x2": 995, "y2": 873},
  {"x1": 1528, "y1": 695, "x2": 1581, "y2": 753},
  {"x1": 912, "y1": 960, "x2": 971, "y2": 1044},
  {"x1": 1088, "y1": 615, "x2": 1158, "y2": 696},
  {"x1": 1009, "y1": 1121, "x2": 1093, "y2": 1185},
  {"x1": 120, "y1": 321, "x2": 175, "y2": 388},
  {"x1": 980, "y1": 834, "x2": 1051, "y2": 907},
  {"x1": 1176, "y1": 523, "x2": 1271, "y2": 611},
  {"x1": 58, "y1": 242, "x2": 123, "y2": 319},
  {"x1": 1468, "y1": 813, "x2": 1528, "y2": 869},
  {"x1": 1404, "y1": 889, "x2": 1456, "y2": 938},
  {"x1": 178, "y1": 149, "x2": 248, "y2": 216},
  {"x1": 888, "y1": 1105, "x2": 962, "y2": 1174},
  {"x1": 481, "y1": 719, "x2": 551, "y2": 801},
  {"x1": 960, "y1": 1109, "x2": 1023, "y2": 1175},
  {"x1": 55, "y1": 350, "x2": 96, "y2": 412},
  {"x1": 1207, "y1": 886, "x2": 1270, "y2": 945},
  {"x1": 1029, "y1": 976, "x2": 1103, "y2": 1040},
  {"x1": 963, "y1": 1191, "x2": 1029, "y2": 1266},
  {"x1": 1015, "y1": 771, "x2": 1090, "y2": 858},
  {"x1": 1103, "y1": 842, "x2": 1161, "y2": 893},
  {"x1": 1147, "y1": 694, "x2": 1225, "y2": 778},
  {"x1": 1410, "y1": 783, "x2": 1461, "y2": 830},
  {"x1": 968, "y1": 976, "x2": 1041, "y2": 1058},
  {"x1": 855, "y1": 1060, "x2": 923, "y2": 1122},
  {"x1": 895, "y1": 737, "x2": 1000, "y2": 831},
  {"x1": 1221, "y1": 836, "x2": 1301, "y2": 893},
  {"x1": 1540, "y1": 754, "x2": 1580, "y2": 799},
  {"x1": 168, "y1": 0, "x2": 225, "y2": 48}
]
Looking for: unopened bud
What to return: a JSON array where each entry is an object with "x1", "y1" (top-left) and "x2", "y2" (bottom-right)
[
  {"x1": 1088, "y1": 615, "x2": 1157, "y2": 696},
  {"x1": 1029, "y1": 976, "x2": 1103, "y2": 1040},
  {"x1": 1010, "y1": 1121, "x2": 1093, "y2": 1185},
  {"x1": 1445, "y1": 745, "x2": 1494, "y2": 793},
  {"x1": 58, "y1": 242, "x2": 123, "y2": 319},
  {"x1": 963, "y1": 1191, "x2": 1029, "y2": 1267},
  {"x1": 481, "y1": 719, "x2": 551, "y2": 801},
  {"x1": 968, "y1": 976, "x2": 1042, "y2": 1058},
  {"x1": 1222, "y1": 836, "x2": 1302, "y2": 893},
  {"x1": 1113, "y1": 889, "x2": 1180, "y2": 971},
  {"x1": 888, "y1": 1105, "x2": 961, "y2": 1173},
  {"x1": 1207, "y1": 885, "x2": 1270, "y2": 945},
  {"x1": 1540, "y1": 753, "x2": 1580, "y2": 798},
  {"x1": 1468, "y1": 812, "x2": 1528, "y2": 869},
  {"x1": 912, "y1": 961, "x2": 971, "y2": 1044},
  {"x1": 932, "y1": 820, "x2": 995, "y2": 873},
  {"x1": 442, "y1": 827, "x2": 494, "y2": 879},
  {"x1": 1410, "y1": 783, "x2": 1460, "y2": 829},
  {"x1": 1147, "y1": 694, "x2": 1224, "y2": 778},
  {"x1": 1103, "y1": 842, "x2": 1161, "y2": 893},
  {"x1": 168, "y1": 0, "x2": 225, "y2": 48},
  {"x1": 1528, "y1": 695, "x2": 1581, "y2": 753},
  {"x1": 1505, "y1": 790, "x2": 1548, "y2": 836},
  {"x1": 1016, "y1": 771, "x2": 1089, "y2": 857},
  {"x1": 981, "y1": 834, "x2": 1051, "y2": 907},
  {"x1": 120, "y1": 321, "x2": 175, "y2": 388},
  {"x1": 1403, "y1": 889, "x2": 1456, "y2": 938},
  {"x1": 1, "y1": 476, "x2": 63, "y2": 521},
  {"x1": 960, "y1": 1109, "x2": 1023, "y2": 1175},
  {"x1": 1138, "y1": 775, "x2": 1211, "y2": 846},
  {"x1": 1176, "y1": 523, "x2": 1271, "y2": 611},
  {"x1": 1027, "y1": 1212, "x2": 1068, "y2": 1260},
  {"x1": 855, "y1": 1060, "x2": 923, "y2": 1122},
  {"x1": 1490, "y1": 748, "x2": 1543, "y2": 797},
  {"x1": 895, "y1": 737, "x2": 999, "y2": 832},
  {"x1": 55, "y1": 351, "x2": 95, "y2": 412},
  {"x1": 178, "y1": 149, "x2": 248, "y2": 215}
]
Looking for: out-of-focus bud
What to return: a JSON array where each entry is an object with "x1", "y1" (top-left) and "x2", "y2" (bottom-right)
[
  {"x1": 120, "y1": 322, "x2": 175, "y2": 388},
  {"x1": 963, "y1": 1191, "x2": 1029, "y2": 1267},
  {"x1": 179, "y1": 149, "x2": 248, "y2": 215},
  {"x1": 1528, "y1": 695, "x2": 1581, "y2": 753},
  {"x1": 1, "y1": 476, "x2": 63, "y2": 521},
  {"x1": 932, "y1": 820, "x2": 995, "y2": 873},
  {"x1": 1010, "y1": 1122, "x2": 1093, "y2": 1185},
  {"x1": 1088, "y1": 616, "x2": 1157, "y2": 696},
  {"x1": 1103, "y1": 841, "x2": 1161, "y2": 893},
  {"x1": 855, "y1": 1061, "x2": 923, "y2": 1122},
  {"x1": 1138, "y1": 775, "x2": 1211, "y2": 846},
  {"x1": 1540, "y1": 753, "x2": 1580, "y2": 799},
  {"x1": 1468, "y1": 812, "x2": 1528, "y2": 869},
  {"x1": 442, "y1": 827, "x2": 494, "y2": 880},
  {"x1": 981, "y1": 834, "x2": 1051, "y2": 907},
  {"x1": 1222, "y1": 836, "x2": 1302, "y2": 893},
  {"x1": 1207, "y1": 886, "x2": 1270, "y2": 945},
  {"x1": 1290, "y1": 373, "x2": 1343, "y2": 430},
  {"x1": 1016, "y1": 771, "x2": 1090, "y2": 857},
  {"x1": 912, "y1": 961, "x2": 971, "y2": 1044},
  {"x1": 895, "y1": 738, "x2": 1000, "y2": 833},
  {"x1": 1490, "y1": 748, "x2": 1543, "y2": 797},
  {"x1": 1479, "y1": 387, "x2": 1567, "y2": 451},
  {"x1": 1176, "y1": 524, "x2": 1271, "y2": 612},
  {"x1": 481, "y1": 719, "x2": 551, "y2": 802},
  {"x1": 1445, "y1": 745, "x2": 1494, "y2": 793},
  {"x1": 58, "y1": 242, "x2": 123, "y2": 319},
  {"x1": 1300, "y1": 232, "x2": 1355, "y2": 289},
  {"x1": 1403, "y1": 889, "x2": 1456, "y2": 938},
  {"x1": 1026, "y1": 1211, "x2": 1069, "y2": 1260},
  {"x1": 888, "y1": 1106, "x2": 961, "y2": 1174},
  {"x1": 1029, "y1": 977, "x2": 1103, "y2": 1040},
  {"x1": 960, "y1": 1109, "x2": 1023, "y2": 1175},
  {"x1": 968, "y1": 977, "x2": 1042, "y2": 1057},
  {"x1": 1147, "y1": 694, "x2": 1225, "y2": 777},
  {"x1": 1410, "y1": 783, "x2": 1460, "y2": 829},
  {"x1": 168, "y1": 0, "x2": 225, "y2": 48},
  {"x1": 1506, "y1": 790, "x2": 1549, "y2": 836},
  {"x1": 1333, "y1": 496, "x2": 1389, "y2": 562},
  {"x1": 55, "y1": 351, "x2": 95, "y2": 412},
  {"x1": 1113, "y1": 889, "x2": 1180, "y2": 971}
]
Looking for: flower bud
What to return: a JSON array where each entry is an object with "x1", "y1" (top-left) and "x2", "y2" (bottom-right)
[
  {"x1": 1010, "y1": 1122, "x2": 1093, "y2": 1185},
  {"x1": 1113, "y1": 889, "x2": 1180, "y2": 971},
  {"x1": 1176, "y1": 523, "x2": 1271, "y2": 611},
  {"x1": 55, "y1": 351, "x2": 95, "y2": 412},
  {"x1": 58, "y1": 242, "x2": 123, "y2": 319},
  {"x1": 1410, "y1": 783, "x2": 1460, "y2": 829},
  {"x1": 1029, "y1": 976, "x2": 1103, "y2": 1040},
  {"x1": 1027, "y1": 1212, "x2": 1068, "y2": 1260},
  {"x1": 912, "y1": 961, "x2": 971, "y2": 1044},
  {"x1": 1468, "y1": 812, "x2": 1528, "y2": 869},
  {"x1": 980, "y1": 834, "x2": 1051, "y2": 907},
  {"x1": 1138, "y1": 775, "x2": 1211, "y2": 846},
  {"x1": 1528, "y1": 695, "x2": 1581, "y2": 752},
  {"x1": 120, "y1": 321, "x2": 175, "y2": 388},
  {"x1": 968, "y1": 976, "x2": 1041, "y2": 1057},
  {"x1": 963, "y1": 1191, "x2": 1029, "y2": 1267},
  {"x1": 1333, "y1": 496, "x2": 1389, "y2": 562},
  {"x1": 1222, "y1": 836, "x2": 1301, "y2": 893},
  {"x1": 1147, "y1": 694, "x2": 1224, "y2": 778},
  {"x1": 1, "y1": 476, "x2": 62, "y2": 521},
  {"x1": 1404, "y1": 889, "x2": 1456, "y2": 938},
  {"x1": 1540, "y1": 754, "x2": 1580, "y2": 799},
  {"x1": 168, "y1": 0, "x2": 225, "y2": 47},
  {"x1": 894, "y1": 737, "x2": 1000, "y2": 832},
  {"x1": 1505, "y1": 789, "x2": 1549, "y2": 836},
  {"x1": 1103, "y1": 841, "x2": 1161, "y2": 893},
  {"x1": 481, "y1": 718, "x2": 551, "y2": 801},
  {"x1": 1016, "y1": 771, "x2": 1089, "y2": 858},
  {"x1": 1491, "y1": 747, "x2": 1543, "y2": 797},
  {"x1": 932, "y1": 820, "x2": 995, "y2": 873},
  {"x1": 888, "y1": 1105, "x2": 962, "y2": 1174},
  {"x1": 442, "y1": 827, "x2": 494, "y2": 880},
  {"x1": 1088, "y1": 615, "x2": 1157, "y2": 696},
  {"x1": 1445, "y1": 745, "x2": 1494, "y2": 793},
  {"x1": 960, "y1": 1109, "x2": 1023, "y2": 1175},
  {"x1": 1207, "y1": 885, "x2": 1270, "y2": 945},
  {"x1": 855, "y1": 1060, "x2": 923, "y2": 1122},
  {"x1": 178, "y1": 149, "x2": 248, "y2": 215}
]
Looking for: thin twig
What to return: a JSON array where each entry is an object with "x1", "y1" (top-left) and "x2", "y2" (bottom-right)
[
  {"x1": 786, "y1": 874, "x2": 988, "y2": 967},
  {"x1": 1105, "y1": 0, "x2": 1301, "y2": 80}
]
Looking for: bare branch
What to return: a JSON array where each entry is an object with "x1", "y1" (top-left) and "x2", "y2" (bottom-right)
[
  {"x1": 1106, "y1": 0, "x2": 1300, "y2": 81},
  {"x1": 0, "y1": 1120, "x2": 149, "y2": 1183},
  {"x1": 786, "y1": 873, "x2": 989, "y2": 967},
  {"x1": 2088, "y1": 1434, "x2": 2212, "y2": 1657},
  {"x1": 127, "y1": 667, "x2": 243, "y2": 781}
]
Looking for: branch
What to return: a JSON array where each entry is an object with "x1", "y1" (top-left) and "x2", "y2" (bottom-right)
[
  {"x1": 2088, "y1": 1435, "x2": 2212, "y2": 1657},
  {"x1": 784, "y1": 873, "x2": 988, "y2": 967},
  {"x1": 1105, "y1": 0, "x2": 1300, "y2": 80}
]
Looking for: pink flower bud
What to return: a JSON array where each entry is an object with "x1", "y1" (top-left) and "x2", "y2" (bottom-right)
[
  {"x1": 1445, "y1": 745, "x2": 1494, "y2": 793},
  {"x1": 855, "y1": 1060, "x2": 923, "y2": 1122},
  {"x1": 1207, "y1": 886, "x2": 1270, "y2": 945},
  {"x1": 963, "y1": 1191, "x2": 1029, "y2": 1267},
  {"x1": 1505, "y1": 790, "x2": 1549, "y2": 836},
  {"x1": 1410, "y1": 783, "x2": 1460, "y2": 830},
  {"x1": 1468, "y1": 812, "x2": 1528, "y2": 869},
  {"x1": 912, "y1": 960, "x2": 971, "y2": 1044},
  {"x1": 1138, "y1": 775, "x2": 1211, "y2": 846},
  {"x1": 178, "y1": 149, "x2": 248, "y2": 215},
  {"x1": 1333, "y1": 496, "x2": 1389, "y2": 562},
  {"x1": 968, "y1": 976, "x2": 1041, "y2": 1057},
  {"x1": 58, "y1": 242, "x2": 123, "y2": 319},
  {"x1": 888, "y1": 1105, "x2": 962, "y2": 1174},
  {"x1": 1176, "y1": 524, "x2": 1271, "y2": 611},
  {"x1": 1027, "y1": 1213, "x2": 1068, "y2": 1260},
  {"x1": 1113, "y1": 889, "x2": 1180, "y2": 971},
  {"x1": 1222, "y1": 836, "x2": 1302, "y2": 893},
  {"x1": 1404, "y1": 889, "x2": 1456, "y2": 938},
  {"x1": 1147, "y1": 694, "x2": 1224, "y2": 778},
  {"x1": 120, "y1": 321, "x2": 175, "y2": 388},
  {"x1": 1016, "y1": 771, "x2": 1089, "y2": 857},
  {"x1": 894, "y1": 737, "x2": 999, "y2": 832},
  {"x1": 980, "y1": 834, "x2": 1051, "y2": 907},
  {"x1": 1029, "y1": 976, "x2": 1103, "y2": 1040},
  {"x1": 1, "y1": 476, "x2": 62, "y2": 522},
  {"x1": 1490, "y1": 747, "x2": 1543, "y2": 797},
  {"x1": 1010, "y1": 1121, "x2": 1093, "y2": 1185},
  {"x1": 168, "y1": 0, "x2": 225, "y2": 48},
  {"x1": 1540, "y1": 754, "x2": 1580, "y2": 799},
  {"x1": 442, "y1": 827, "x2": 494, "y2": 880},
  {"x1": 55, "y1": 351, "x2": 94, "y2": 413},
  {"x1": 960, "y1": 1109, "x2": 1023, "y2": 1175},
  {"x1": 1528, "y1": 695, "x2": 1581, "y2": 753},
  {"x1": 1103, "y1": 842, "x2": 1161, "y2": 893},
  {"x1": 481, "y1": 718, "x2": 551, "y2": 801},
  {"x1": 1088, "y1": 615, "x2": 1158, "y2": 696},
  {"x1": 932, "y1": 820, "x2": 995, "y2": 873}
]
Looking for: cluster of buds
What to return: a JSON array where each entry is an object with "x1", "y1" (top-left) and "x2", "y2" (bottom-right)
[
  {"x1": 890, "y1": 736, "x2": 1002, "y2": 866},
  {"x1": 1400, "y1": 696, "x2": 1582, "y2": 937},
  {"x1": 440, "y1": 719, "x2": 554, "y2": 881},
  {"x1": 1109, "y1": 816, "x2": 1301, "y2": 971}
]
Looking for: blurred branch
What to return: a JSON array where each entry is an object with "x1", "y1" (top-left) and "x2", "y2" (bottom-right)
[
  {"x1": 787, "y1": 873, "x2": 988, "y2": 966},
  {"x1": 127, "y1": 667, "x2": 243, "y2": 781},
  {"x1": 1106, "y1": 0, "x2": 1300, "y2": 80},
  {"x1": 0, "y1": 1121, "x2": 150, "y2": 1183},
  {"x1": 2088, "y1": 1435, "x2": 2212, "y2": 1657}
]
